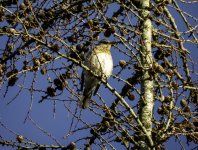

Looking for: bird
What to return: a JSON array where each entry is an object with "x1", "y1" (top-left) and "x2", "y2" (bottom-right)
[{"x1": 81, "y1": 41, "x2": 113, "y2": 109}]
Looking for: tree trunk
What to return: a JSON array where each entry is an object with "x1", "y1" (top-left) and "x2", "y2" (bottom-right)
[{"x1": 138, "y1": 0, "x2": 154, "y2": 149}]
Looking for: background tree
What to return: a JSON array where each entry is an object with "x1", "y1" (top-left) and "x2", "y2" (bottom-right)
[{"x1": 0, "y1": 0, "x2": 197, "y2": 149}]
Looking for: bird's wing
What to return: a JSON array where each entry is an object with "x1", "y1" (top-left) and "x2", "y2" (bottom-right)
[{"x1": 93, "y1": 83, "x2": 101, "y2": 95}]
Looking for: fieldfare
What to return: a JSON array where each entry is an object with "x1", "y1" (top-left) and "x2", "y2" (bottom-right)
[{"x1": 81, "y1": 41, "x2": 113, "y2": 109}]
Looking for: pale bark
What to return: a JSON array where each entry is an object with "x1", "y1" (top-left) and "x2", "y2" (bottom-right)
[{"x1": 138, "y1": 0, "x2": 154, "y2": 149}]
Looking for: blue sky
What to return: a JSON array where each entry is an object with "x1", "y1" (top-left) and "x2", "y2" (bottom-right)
[{"x1": 0, "y1": 1, "x2": 197, "y2": 149}]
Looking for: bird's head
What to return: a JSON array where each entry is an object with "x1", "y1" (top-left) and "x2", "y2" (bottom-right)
[{"x1": 95, "y1": 40, "x2": 112, "y2": 54}]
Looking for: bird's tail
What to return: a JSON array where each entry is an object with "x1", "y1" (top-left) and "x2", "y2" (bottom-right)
[
  {"x1": 81, "y1": 95, "x2": 91, "y2": 109},
  {"x1": 81, "y1": 89, "x2": 93, "y2": 109}
]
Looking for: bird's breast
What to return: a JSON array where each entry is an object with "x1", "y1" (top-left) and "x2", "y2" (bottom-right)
[{"x1": 90, "y1": 53, "x2": 113, "y2": 78}]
